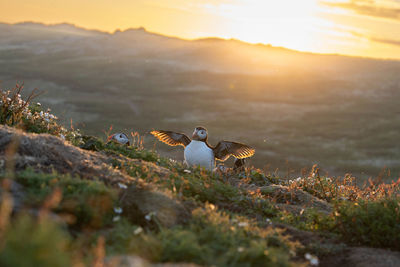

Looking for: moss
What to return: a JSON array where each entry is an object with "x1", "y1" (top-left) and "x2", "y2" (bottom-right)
[
  {"x1": 157, "y1": 206, "x2": 294, "y2": 267},
  {"x1": 101, "y1": 206, "x2": 296, "y2": 266},
  {"x1": 15, "y1": 170, "x2": 117, "y2": 229},
  {"x1": 79, "y1": 135, "x2": 105, "y2": 151},
  {"x1": 0, "y1": 215, "x2": 73, "y2": 267},
  {"x1": 333, "y1": 197, "x2": 400, "y2": 249}
]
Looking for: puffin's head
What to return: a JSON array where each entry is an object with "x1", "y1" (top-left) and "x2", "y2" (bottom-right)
[
  {"x1": 192, "y1": 126, "x2": 208, "y2": 141},
  {"x1": 107, "y1": 132, "x2": 130, "y2": 145}
]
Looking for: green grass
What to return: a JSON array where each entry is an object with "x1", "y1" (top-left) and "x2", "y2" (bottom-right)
[
  {"x1": 0, "y1": 214, "x2": 73, "y2": 267},
  {"x1": 102, "y1": 206, "x2": 296, "y2": 267},
  {"x1": 332, "y1": 197, "x2": 400, "y2": 249},
  {"x1": 15, "y1": 170, "x2": 118, "y2": 229}
]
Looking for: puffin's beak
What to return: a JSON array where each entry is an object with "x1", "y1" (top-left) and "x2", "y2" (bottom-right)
[
  {"x1": 192, "y1": 132, "x2": 199, "y2": 139},
  {"x1": 107, "y1": 134, "x2": 115, "y2": 143}
]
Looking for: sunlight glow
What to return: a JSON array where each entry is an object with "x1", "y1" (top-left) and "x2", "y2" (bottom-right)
[
  {"x1": 1, "y1": 0, "x2": 400, "y2": 59},
  {"x1": 204, "y1": 0, "x2": 325, "y2": 51}
]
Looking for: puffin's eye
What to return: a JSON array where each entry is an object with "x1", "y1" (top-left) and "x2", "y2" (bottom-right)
[{"x1": 119, "y1": 134, "x2": 123, "y2": 138}]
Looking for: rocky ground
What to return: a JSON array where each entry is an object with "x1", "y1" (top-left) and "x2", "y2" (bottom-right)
[{"x1": 1, "y1": 125, "x2": 399, "y2": 266}]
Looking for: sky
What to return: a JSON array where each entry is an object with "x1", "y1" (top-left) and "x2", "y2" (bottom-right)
[{"x1": 1, "y1": 0, "x2": 400, "y2": 59}]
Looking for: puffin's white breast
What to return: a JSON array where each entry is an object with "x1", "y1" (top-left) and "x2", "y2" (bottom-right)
[{"x1": 184, "y1": 140, "x2": 214, "y2": 171}]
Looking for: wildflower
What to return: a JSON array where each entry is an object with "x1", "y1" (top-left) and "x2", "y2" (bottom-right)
[
  {"x1": 183, "y1": 169, "x2": 191, "y2": 174},
  {"x1": 113, "y1": 216, "x2": 121, "y2": 222},
  {"x1": 296, "y1": 177, "x2": 302, "y2": 182},
  {"x1": 145, "y1": 212, "x2": 156, "y2": 221},
  {"x1": 134, "y1": 227, "x2": 143, "y2": 235},
  {"x1": 114, "y1": 207, "x2": 123, "y2": 214},
  {"x1": 36, "y1": 102, "x2": 41, "y2": 106},
  {"x1": 238, "y1": 222, "x2": 249, "y2": 227},
  {"x1": 237, "y1": 247, "x2": 245, "y2": 252},
  {"x1": 60, "y1": 134, "x2": 65, "y2": 140},
  {"x1": 305, "y1": 253, "x2": 319, "y2": 266},
  {"x1": 118, "y1": 183, "x2": 128, "y2": 189},
  {"x1": 266, "y1": 218, "x2": 272, "y2": 225},
  {"x1": 326, "y1": 178, "x2": 332, "y2": 183}
]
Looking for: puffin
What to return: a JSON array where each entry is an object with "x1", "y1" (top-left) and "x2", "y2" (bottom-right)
[
  {"x1": 107, "y1": 132, "x2": 130, "y2": 145},
  {"x1": 150, "y1": 126, "x2": 255, "y2": 171}
]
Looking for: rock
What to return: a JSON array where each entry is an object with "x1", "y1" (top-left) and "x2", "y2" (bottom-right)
[
  {"x1": 347, "y1": 247, "x2": 400, "y2": 267},
  {"x1": 105, "y1": 255, "x2": 200, "y2": 267},
  {"x1": 120, "y1": 183, "x2": 190, "y2": 228},
  {"x1": 105, "y1": 255, "x2": 150, "y2": 267},
  {"x1": 321, "y1": 247, "x2": 400, "y2": 267},
  {"x1": 0, "y1": 125, "x2": 173, "y2": 187},
  {"x1": 0, "y1": 125, "x2": 188, "y2": 228},
  {"x1": 260, "y1": 184, "x2": 332, "y2": 213}
]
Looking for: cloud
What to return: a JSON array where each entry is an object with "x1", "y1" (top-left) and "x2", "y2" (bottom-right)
[
  {"x1": 350, "y1": 30, "x2": 400, "y2": 47},
  {"x1": 320, "y1": 0, "x2": 400, "y2": 21}
]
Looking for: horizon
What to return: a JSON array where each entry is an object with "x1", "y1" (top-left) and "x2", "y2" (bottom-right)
[
  {"x1": 2, "y1": 0, "x2": 400, "y2": 60},
  {"x1": 3, "y1": 20, "x2": 400, "y2": 62}
]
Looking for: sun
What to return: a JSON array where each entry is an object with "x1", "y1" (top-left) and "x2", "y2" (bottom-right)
[{"x1": 216, "y1": 0, "x2": 324, "y2": 51}]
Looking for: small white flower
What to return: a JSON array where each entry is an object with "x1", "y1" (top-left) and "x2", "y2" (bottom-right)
[
  {"x1": 238, "y1": 222, "x2": 248, "y2": 227},
  {"x1": 113, "y1": 216, "x2": 121, "y2": 222},
  {"x1": 114, "y1": 207, "x2": 123, "y2": 214},
  {"x1": 145, "y1": 212, "x2": 156, "y2": 221},
  {"x1": 134, "y1": 227, "x2": 143, "y2": 235},
  {"x1": 60, "y1": 134, "x2": 65, "y2": 140},
  {"x1": 36, "y1": 102, "x2": 41, "y2": 106},
  {"x1": 310, "y1": 258, "x2": 319, "y2": 266},
  {"x1": 326, "y1": 178, "x2": 332, "y2": 183},
  {"x1": 296, "y1": 177, "x2": 302, "y2": 182},
  {"x1": 183, "y1": 169, "x2": 191, "y2": 174},
  {"x1": 237, "y1": 247, "x2": 245, "y2": 252},
  {"x1": 266, "y1": 218, "x2": 272, "y2": 225},
  {"x1": 118, "y1": 183, "x2": 128, "y2": 189},
  {"x1": 305, "y1": 253, "x2": 319, "y2": 266}
]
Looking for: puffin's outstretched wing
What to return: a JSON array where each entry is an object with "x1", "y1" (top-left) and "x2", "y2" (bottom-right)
[
  {"x1": 213, "y1": 141, "x2": 255, "y2": 161},
  {"x1": 150, "y1": 130, "x2": 191, "y2": 147}
]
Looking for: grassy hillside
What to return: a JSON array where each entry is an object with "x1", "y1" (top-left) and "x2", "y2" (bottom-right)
[
  {"x1": 1, "y1": 85, "x2": 400, "y2": 266},
  {"x1": 1, "y1": 22, "x2": 400, "y2": 181}
]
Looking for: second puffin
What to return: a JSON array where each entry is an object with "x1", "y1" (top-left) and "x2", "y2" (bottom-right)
[{"x1": 151, "y1": 127, "x2": 255, "y2": 171}]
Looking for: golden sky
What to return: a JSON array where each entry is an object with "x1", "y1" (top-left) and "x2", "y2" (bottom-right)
[{"x1": 1, "y1": 0, "x2": 400, "y2": 59}]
